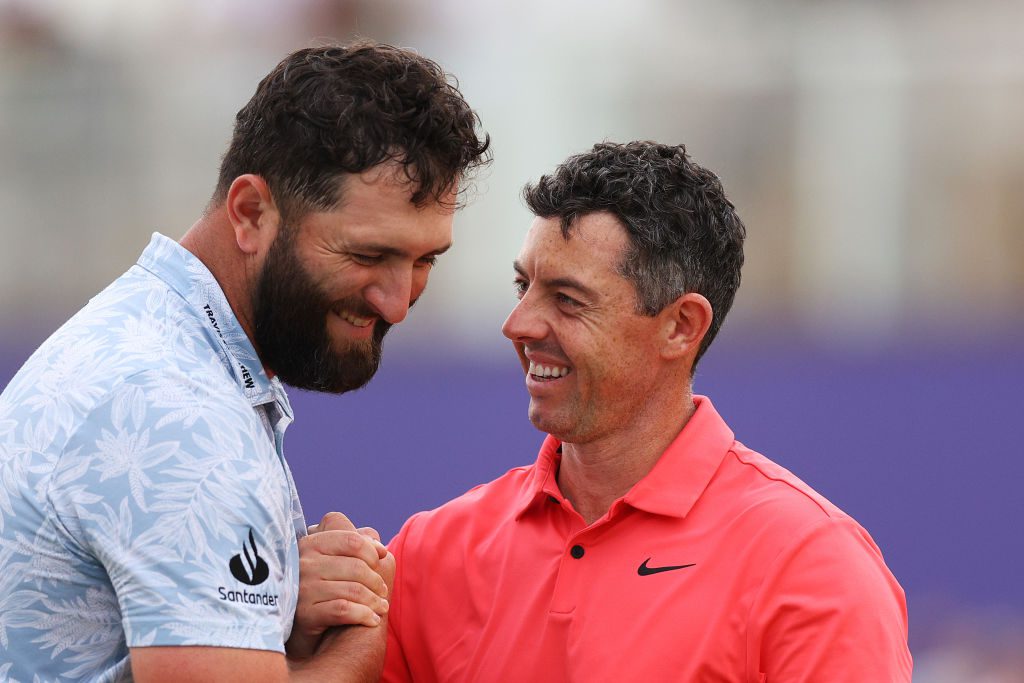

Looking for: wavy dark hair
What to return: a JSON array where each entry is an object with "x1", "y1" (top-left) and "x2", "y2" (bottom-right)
[
  {"x1": 523, "y1": 141, "x2": 746, "y2": 367},
  {"x1": 214, "y1": 40, "x2": 490, "y2": 217}
]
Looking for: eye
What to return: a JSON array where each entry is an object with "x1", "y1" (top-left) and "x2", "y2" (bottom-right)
[
  {"x1": 556, "y1": 292, "x2": 581, "y2": 308},
  {"x1": 416, "y1": 255, "x2": 439, "y2": 268},
  {"x1": 512, "y1": 279, "x2": 528, "y2": 299},
  {"x1": 350, "y1": 253, "x2": 382, "y2": 265}
]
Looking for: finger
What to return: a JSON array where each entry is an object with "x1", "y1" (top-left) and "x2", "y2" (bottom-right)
[
  {"x1": 357, "y1": 527, "x2": 388, "y2": 559},
  {"x1": 305, "y1": 530, "x2": 381, "y2": 568},
  {"x1": 309, "y1": 581, "x2": 389, "y2": 617},
  {"x1": 377, "y1": 551, "x2": 396, "y2": 590},
  {"x1": 300, "y1": 554, "x2": 389, "y2": 597},
  {"x1": 318, "y1": 511, "x2": 356, "y2": 532},
  {"x1": 306, "y1": 598, "x2": 383, "y2": 628},
  {"x1": 307, "y1": 524, "x2": 319, "y2": 535}
]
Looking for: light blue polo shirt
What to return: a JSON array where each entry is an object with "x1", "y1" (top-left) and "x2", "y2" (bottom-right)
[{"x1": 0, "y1": 233, "x2": 307, "y2": 682}]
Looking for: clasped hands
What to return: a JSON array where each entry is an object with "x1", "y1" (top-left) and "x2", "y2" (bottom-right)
[{"x1": 286, "y1": 511, "x2": 395, "y2": 661}]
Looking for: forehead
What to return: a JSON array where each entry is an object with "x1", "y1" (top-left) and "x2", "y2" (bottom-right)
[
  {"x1": 518, "y1": 212, "x2": 629, "y2": 279},
  {"x1": 302, "y1": 164, "x2": 455, "y2": 249}
]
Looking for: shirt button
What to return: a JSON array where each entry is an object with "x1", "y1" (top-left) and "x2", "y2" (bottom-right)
[{"x1": 570, "y1": 544, "x2": 585, "y2": 559}]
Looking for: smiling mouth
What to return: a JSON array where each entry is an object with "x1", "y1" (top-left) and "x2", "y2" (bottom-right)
[
  {"x1": 528, "y1": 360, "x2": 572, "y2": 381},
  {"x1": 336, "y1": 309, "x2": 374, "y2": 328}
]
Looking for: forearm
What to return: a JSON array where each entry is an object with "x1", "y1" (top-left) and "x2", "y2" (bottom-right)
[
  {"x1": 285, "y1": 628, "x2": 322, "y2": 663},
  {"x1": 289, "y1": 621, "x2": 387, "y2": 683}
]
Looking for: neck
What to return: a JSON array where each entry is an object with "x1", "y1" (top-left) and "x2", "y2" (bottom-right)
[
  {"x1": 557, "y1": 388, "x2": 695, "y2": 526},
  {"x1": 179, "y1": 209, "x2": 261, "y2": 357}
]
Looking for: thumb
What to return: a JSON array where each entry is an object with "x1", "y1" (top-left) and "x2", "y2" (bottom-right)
[{"x1": 317, "y1": 511, "x2": 356, "y2": 532}]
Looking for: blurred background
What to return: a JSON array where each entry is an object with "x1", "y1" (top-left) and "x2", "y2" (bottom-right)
[{"x1": 1, "y1": 0, "x2": 1022, "y2": 679}]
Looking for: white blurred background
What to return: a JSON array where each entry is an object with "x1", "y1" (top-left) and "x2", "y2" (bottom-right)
[
  {"x1": 2, "y1": 1, "x2": 1023, "y2": 679},
  {"x1": 3, "y1": 0, "x2": 1021, "y2": 348}
]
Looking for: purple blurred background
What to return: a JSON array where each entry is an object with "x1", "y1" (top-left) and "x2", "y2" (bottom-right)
[{"x1": 4, "y1": 323, "x2": 1021, "y2": 662}]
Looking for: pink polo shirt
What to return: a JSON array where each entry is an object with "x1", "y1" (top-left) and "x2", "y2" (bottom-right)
[{"x1": 383, "y1": 396, "x2": 912, "y2": 682}]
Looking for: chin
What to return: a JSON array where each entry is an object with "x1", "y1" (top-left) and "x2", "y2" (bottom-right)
[{"x1": 528, "y1": 407, "x2": 577, "y2": 441}]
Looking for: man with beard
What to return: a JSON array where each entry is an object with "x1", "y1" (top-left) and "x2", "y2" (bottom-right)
[
  {"x1": 378, "y1": 142, "x2": 911, "y2": 681},
  {"x1": 0, "y1": 41, "x2": 489, "y2": 682}
]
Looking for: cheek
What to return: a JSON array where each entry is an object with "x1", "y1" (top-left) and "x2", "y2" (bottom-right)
[
  {"x1": 411, "y1": 268, "x2": 431, "y2": 297},
  {"x1": 594, "y1": 331, "x2": 655, "y2": 382},
  {"x1": 320, "y1": 266, "x2": 366, "y2": 299}
]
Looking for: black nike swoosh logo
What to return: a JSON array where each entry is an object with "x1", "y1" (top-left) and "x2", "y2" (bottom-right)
[{"x1": 637, "y1": 558, "x2": 696, "y2": 576}]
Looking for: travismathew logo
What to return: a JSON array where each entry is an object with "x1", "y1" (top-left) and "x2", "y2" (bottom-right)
[
  {"x1": 203, "y1": 303, "x2": 256, "y2": 390},
  {"x1": 219, "y1": 528, "x2": 279, "y2": 608}
]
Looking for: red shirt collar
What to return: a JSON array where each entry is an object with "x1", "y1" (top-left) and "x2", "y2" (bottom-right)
[{"x1": 514, "y1": 395, "x2": 735, "y2": 520}]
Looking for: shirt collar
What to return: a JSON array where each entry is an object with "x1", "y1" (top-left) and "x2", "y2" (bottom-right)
[
  {"x1": 514, "y1": 395, "x2": 734, "y2": 520},
  {"x1": 135, "y1": 232, "x2": 288, "y2": 412},
  {"x1": 513, "y1": 435, "x2": 564, "y2": 519}
]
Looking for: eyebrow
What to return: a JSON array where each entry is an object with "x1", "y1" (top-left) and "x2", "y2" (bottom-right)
[
  {"x1": 513, "y1": 261, "x2": 599, "y2": 299},
  {"x1": 354, "y1": 242, "x2": 453, "y2": 258}
]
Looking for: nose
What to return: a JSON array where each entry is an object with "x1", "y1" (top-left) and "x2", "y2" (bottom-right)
[
  {"x1": 364, "y1": 264, "x2": 419, "y2": 325},
  {"x1": 501, "y1": 292, "x2": 546, "y2": 344}
]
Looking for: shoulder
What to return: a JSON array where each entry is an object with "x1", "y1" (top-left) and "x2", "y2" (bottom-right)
[
  {"x1": 744, "y1": 475, "x2": 912, "y2": 679},
  {"x1": 5, "y1": 265, "x2": 229, "y2": 420},
  {"x1": 50, "y1": 366, "x2": 283, "y2": 548},
  {"x1": 716, "y1": 443, "x2": 902, "y2": 603},
  {"x1": 699, "y1": 441, "x2": 893, "y2": 580},
  {"x1": 390, "y1": 463, "x2": 536, "y2": 552},
  {"x1": 719, "y1": 441, "x2": 853, "y2": 524}
]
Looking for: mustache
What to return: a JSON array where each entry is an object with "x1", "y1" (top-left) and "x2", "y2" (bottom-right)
[
  {"x1": 522, "y1": 344, "x2": 569, "y2": 363},
  {"x1": 331, "y1": 298, "x2": 378, "y2": 320},
  {"x1": 331, "y1": 293, "x2": 421, "y2": 321}
]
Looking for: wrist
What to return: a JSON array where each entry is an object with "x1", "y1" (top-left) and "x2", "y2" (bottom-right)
[{"x1": 285, "y1": 626, "x2": 324, "y2": 662}]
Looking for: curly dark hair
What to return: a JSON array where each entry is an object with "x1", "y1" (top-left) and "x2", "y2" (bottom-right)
[
  {"x1": 214, "y1": 40, "x2": 490, "y2": 217},
  {"x1": 523, "y1": 141, "x2": 746, "y2": 367}
]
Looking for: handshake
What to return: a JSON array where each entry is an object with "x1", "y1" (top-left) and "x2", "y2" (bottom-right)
[{"x1": 286, "y1": 511, "x2": 396, "y2": 661}]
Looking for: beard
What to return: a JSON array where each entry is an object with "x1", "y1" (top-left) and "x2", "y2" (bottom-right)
[{"x1": 252, "y1": 228, "x2": 392, "y2": 394}]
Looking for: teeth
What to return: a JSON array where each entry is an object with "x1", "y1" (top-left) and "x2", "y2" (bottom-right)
[
  {"x1": 339, "y1": 311, "x2": 373, "y2": 327},
  {"x1": 528, "y1": 361, "x2": 571, "y2": 378}
]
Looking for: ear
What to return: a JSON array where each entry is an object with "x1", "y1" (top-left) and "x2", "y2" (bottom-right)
[
  {"x1": 225, "y1": 174, "x2": 281, "y2": 256},
  {"x1": 659, "y1": 292, "x2": 713, "y2": 363}
]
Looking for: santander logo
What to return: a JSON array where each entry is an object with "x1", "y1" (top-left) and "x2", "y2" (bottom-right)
[{"x1": 229, "y1": 528, "x2": 270, "y2": 586}]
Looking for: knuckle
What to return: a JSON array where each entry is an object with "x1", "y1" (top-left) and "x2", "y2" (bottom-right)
[
  {"x1": 337, "y1": 584, "x2": 367, "y2": 606},
  {"x1": 316, "y1": 530, "x2": 352, "y2": 556},
  {"x1": 321, "y1": 511, "x2": 354, "y2": 531},
  {"x1": 343, "y1": 531, "x2": 365, "y2": 554},
  {"x1": 331, "y1": 599, "x2": 369, "y2": 625},
  {"x1": 355, "y1": 584, "x2": 378, "y2": 604},
  {"x1": 298, "y1": 555, "x2": 316, "y2": 575},
  {"x1": 337, "y1": 555, "x2": 369, "y2": 581},
  {"x1": 330, "y1": 599, "x2": 352, "y2": 620}
]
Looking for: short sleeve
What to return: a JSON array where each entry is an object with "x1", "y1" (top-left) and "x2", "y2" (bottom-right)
[
  {"x1": 49, "y1": 370, "x2": 297, "y2": 653},
  {"x1": 380, "y1": 514, "x2": 420, "y2": 683},
  {"x1": 748, "y1": 516, "x2": 913, "y2": 681}
]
